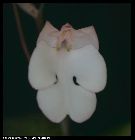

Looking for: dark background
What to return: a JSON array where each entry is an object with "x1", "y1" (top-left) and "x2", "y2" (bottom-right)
[{"x1": 3, "y1": 3, "x2": 131, "y2": 136}]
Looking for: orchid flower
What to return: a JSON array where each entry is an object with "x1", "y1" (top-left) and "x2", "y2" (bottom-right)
[{"x1": 28, "y1": 21, "x2": 107, "y2": 123}]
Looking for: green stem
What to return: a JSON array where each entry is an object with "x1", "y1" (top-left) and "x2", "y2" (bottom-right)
[{"x1": 61, "y1": 117, "x2": 70, "y2": 136}]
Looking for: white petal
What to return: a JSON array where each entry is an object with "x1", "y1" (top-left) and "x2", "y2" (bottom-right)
[
  {"x1": 68, "y1": 85, "x2": 97, "y2": 123},
  {"x1": 67, "y1": 45, "x2": 107, "y2": 93},
  {"x1": 28, "y1": 41, "x2": 57, "y2": 90},
  {"x1": 37, "y1": 83, "x2": 67, "y2": 123},
  {"x1": 72, "y1": 26, "x2": 99, "y2": 50},
  {"x1": 37, "y1": 21, "x2": 59, "y2": 48}
]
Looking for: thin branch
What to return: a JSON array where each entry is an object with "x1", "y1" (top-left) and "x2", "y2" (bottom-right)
[
  {"x1": 35, "y1": 12, "x2": 44, "y2": 32},
  {"x1": 12, "y1": 3, "x2": 30, "y2": 62},
  {"x1": 16, "y1": 3, "x2": 38, "y2": 19},
  {"x1": 34, "y1": 3, "x2": 45, "y2": 32},
  {"x1": 16, "y1": 3, "x2": 44, "y2": 33}
]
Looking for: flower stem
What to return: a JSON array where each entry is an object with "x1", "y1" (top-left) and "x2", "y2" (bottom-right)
[{"x1": 61, "y1": 117, "x2": 70, "y2": 136}]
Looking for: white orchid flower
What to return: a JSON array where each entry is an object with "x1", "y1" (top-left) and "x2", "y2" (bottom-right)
[{"x1": 28, "y1": 21, "x2": 107, "y2": 123}]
